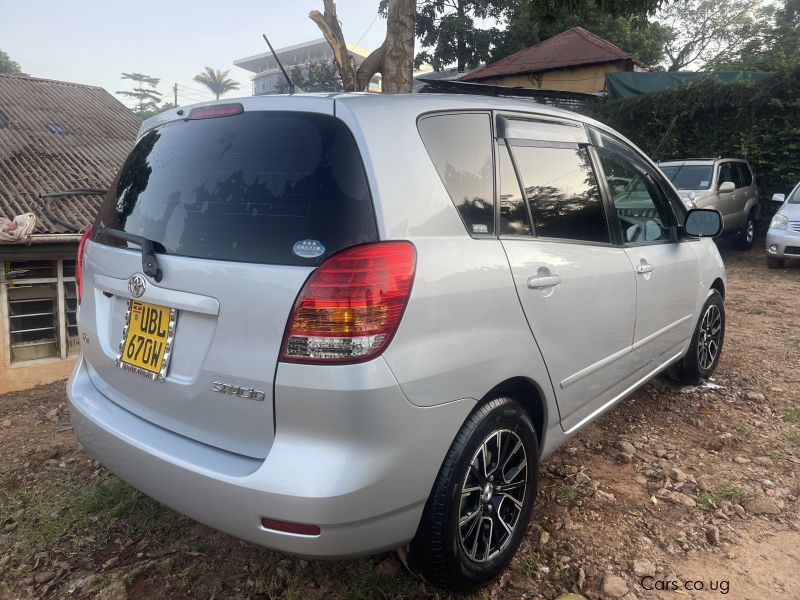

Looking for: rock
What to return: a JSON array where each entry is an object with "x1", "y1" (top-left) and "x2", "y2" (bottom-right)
[
  {"x1": 632, "y1": 559, "x2": 655, "y2": 577},
  {"x1": 33, "y1": 572, "x2": 54, "y2": 584},
  {"x1": 555, "y1": 595, "x2": 588, "y2": 600},
  {"x1": 3, "y1": 523, "x2": 17, "y2": 533},
  {"x1": 734, "y1": 456, "x2": 750, "y2": 464},
  {"x1": 45, "y1": 408, "x2": 60, "y2": 423},
  {"x1": 101, "y1": 556, "x2": 119, "y2": 570},
  {"x1": 575, "y1": 471, "x2": 591, "y2": 485},
  {"x1": 706, "y1": 526, "x2": 720, "y2": 544},
  {"x1": 601, "y1": 574, "x2": 629, "y2": 598},
  {"x1": 754, "y1": 457, "x2": 774, "y2": 467},
  {"x1": 67, "y1": 574, "x2": 97, "y2": 594},
  {"x1": 733, "y1": 504, "x2": 746, "y2": 517},
  {"x1": 654, "y1": 447, "x2": 668, "y2": 458},
  {"x1": 669, "y1": 468, "x2": 687, "y2": 482},
  {"x1": 499, "y1": 570, "x2": 512, "y2": 589},
  {"x1": 744, "y1": 391, "x2": 765, "y2": 402},
  {"x1": 656, "y1": 489, "x2": 696, "y2": 508},
  {"x1": 374, "y1": 557, "x2": 401, "y2": 578},
  {"x1": 576, "y1": 566, "x2": 586, "y2": 589},
  {"x1": 0, "y1": 554, "x2": 10, "y2": 568},
  {"x1": 616, "y1": 441, "x2": 637, "y2": 455},
  {"x1": 1, "y1": 419, "x2": 10, "y2": 428},
  {"x1": 95, "y1": 581, "x2": 126, "y2": 600},
  {"x1": 539, "y1": 531, "x2": 550, "y2": 546},
  {"x1": 743, "y1": 497, "x2": 781, "y2": 515},
  {"x1": 595, "y1": 490, "x2": 616, "y2": 501}
]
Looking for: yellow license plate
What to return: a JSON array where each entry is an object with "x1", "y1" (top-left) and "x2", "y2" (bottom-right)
[{"x1": 118, "y1": 300, "x2": 176, "y2": 379}]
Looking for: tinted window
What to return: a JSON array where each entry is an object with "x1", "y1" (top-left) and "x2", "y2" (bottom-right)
[
  {"x1": 596, "y1": 135, "x2": 674, "y2": 243},
  {"x1": 512, "y1": 145, "x2": 609, "y2": 243},
  {"x1": 737, "y1": 163, "x2": 753, "y2": 187},
  {"x1": 718, "y1": 163, "x2": 742, "y2": 188},
  {"x1": 659, "y1": 164, "x2": 713, "y2": 190},
  {"x1": 418, "y1": 113, "x2": 494, "y2": 235},
  {"x1": 498, "y1": 143, "x2": 531, "y2": 235},
  {"x1": 93, "y1": 111, "x2": 377, "y2": 266}
]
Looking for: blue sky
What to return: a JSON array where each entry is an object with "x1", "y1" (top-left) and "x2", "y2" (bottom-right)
[{"x1": 0, "y1": 1, "x2": 388, "y2": 106}]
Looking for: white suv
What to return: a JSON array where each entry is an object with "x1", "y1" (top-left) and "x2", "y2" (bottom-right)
[{"x1": 68, "y1": 94, "x2": 726, "y2": 591}]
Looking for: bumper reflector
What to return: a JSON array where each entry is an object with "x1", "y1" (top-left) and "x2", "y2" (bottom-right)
[{"x1": 260, "y1": 517, "x2": 321, "y2": 536}]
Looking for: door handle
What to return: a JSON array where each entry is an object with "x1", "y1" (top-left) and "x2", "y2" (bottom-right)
[
  {"x1": 527, "y1": 274, "x2": 562, "y2": 289},
  {"x1": 636, "y1": 263, "x2": 655, "y2": 275}
]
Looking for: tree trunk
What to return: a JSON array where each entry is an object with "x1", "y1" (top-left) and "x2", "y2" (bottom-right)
[{"x1": 310, "y1": 0, "x2": 415, "y2": 93}]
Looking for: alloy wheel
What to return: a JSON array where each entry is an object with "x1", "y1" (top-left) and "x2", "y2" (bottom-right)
[
  {"x1": 697, "y1": 304, "x2": 722, "y2": 370},
  {"x1": 458, "y1": 429, "x2": 528, "y2": 563},
  {"x1": 746, "y1": 219, "x2": 754, "y2": 244}
]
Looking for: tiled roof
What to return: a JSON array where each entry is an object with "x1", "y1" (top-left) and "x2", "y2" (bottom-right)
[
  {"x1": 461, "y1": 27, "x2": 644, "y2": 82},
  {"x1": 0, "y1": 74, "x2": 140, "y2": 236}
]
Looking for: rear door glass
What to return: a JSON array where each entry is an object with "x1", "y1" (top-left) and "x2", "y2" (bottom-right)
[
  {"x1": 93, "y1": 111, "x2": 377, "y2": 266},
  {"x1": 418, "y1": 113, "x2": 494, "y2": 236}
]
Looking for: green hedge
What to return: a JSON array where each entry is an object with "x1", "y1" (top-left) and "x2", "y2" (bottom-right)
[{"x1": 583, "y1": 68, "x2": 800, "y2": 200}]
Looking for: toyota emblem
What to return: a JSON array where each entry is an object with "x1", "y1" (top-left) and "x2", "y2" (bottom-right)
[{"x1": 128, "y1": 273, "x2": 147, "y2": 298}]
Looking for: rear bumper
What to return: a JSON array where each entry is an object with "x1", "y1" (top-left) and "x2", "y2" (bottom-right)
[
  {"x1": 766, "y1": 229, "x2": 800, "y2": 259},
  {"x1": 68, "y1": 356, "x2": 475, "y2": 558}
]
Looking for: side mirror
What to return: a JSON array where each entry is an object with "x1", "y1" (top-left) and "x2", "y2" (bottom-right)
[
  {"x1": 772, "y1": 193, "x2": 786, "y2": 203},
  {"x1": 719, "y1": 181, "x2": 735, "y2": 194},
  {"x1": 685, "y1": 208, "x2": 722, "y2": 238}
]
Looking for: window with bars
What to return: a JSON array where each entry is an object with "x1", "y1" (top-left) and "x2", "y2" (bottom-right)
[{"x1": 2, "y1": 258, "x2": 79, "y2": 364}]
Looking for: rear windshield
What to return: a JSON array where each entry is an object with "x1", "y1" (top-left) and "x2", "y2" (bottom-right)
[
  {"x1": 659, "y1": 164, "x2": 713, "y2": 190},
  {"x1": 93, "y1": 111, "x2": 377, "y2": 266}
]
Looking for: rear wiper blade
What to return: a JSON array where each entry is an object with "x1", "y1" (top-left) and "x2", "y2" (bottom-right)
[{"x1": 103, "y1": 228, "x2": 164, "y2": 283}]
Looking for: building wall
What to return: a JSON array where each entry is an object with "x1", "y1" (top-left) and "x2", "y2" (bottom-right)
[
  {"x1": 1, "y1": 248, "x2": 79, "y2": 395},
  {"x1": 475, "y1": 61, "x2": 629, "y2": 94}
]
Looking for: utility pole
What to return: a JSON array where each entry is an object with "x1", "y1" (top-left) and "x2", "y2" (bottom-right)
[{"x1": 173, "y1": 83, "x2": 178, "y2": 107}]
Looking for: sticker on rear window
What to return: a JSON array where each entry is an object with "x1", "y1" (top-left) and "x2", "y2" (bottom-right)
[{"x1": 293, "y1": 239, "x2": 326, "y2": 259}]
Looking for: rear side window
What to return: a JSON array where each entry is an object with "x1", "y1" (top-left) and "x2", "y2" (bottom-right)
[
  {"x1": 418, "y1": 113, "x2": 494, "y2": 235},
  {"x1": 498, "y1": 143, "x2": 531, "y2": 236},
  {"x1": 738, "y1": 163, "x2": 753, "y2": 187},
  {"x1": 512, "y1": 145, "x2": 610, "y2": 243},
  {"x1": 93, "y1": 111, "x2": 377, "y2": 266}
]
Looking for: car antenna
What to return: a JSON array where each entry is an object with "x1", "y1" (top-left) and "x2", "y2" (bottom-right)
[
  {"x1": 650, "y1": 115, "x2": 678, "y2": 162},
  {"x1": 262, "y1": 33, "x2": 295, "y2": 94}
]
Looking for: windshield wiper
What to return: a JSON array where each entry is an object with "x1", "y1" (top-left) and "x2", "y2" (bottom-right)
[{"x1": 103, "y1": 228, "x2": 164, "y2": 283}]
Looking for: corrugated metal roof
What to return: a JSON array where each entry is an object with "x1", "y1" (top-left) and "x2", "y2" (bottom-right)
[
  {"x1": 0, "y1": 74, "x2": 140, "y2": 235},
  {"x1": 461, "y1": 27, "x2": 644, "y2": 82}
]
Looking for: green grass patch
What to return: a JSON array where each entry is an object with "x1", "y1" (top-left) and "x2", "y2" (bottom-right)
[
  {"x1": 553, "y1": 485, "x2": 576, "y2": 503},
  {"x1": 698, "y1": 484, "x2": 744, "y2": 509},
  {"x1": 786, "y1": 408, "x2": 800, "y2": 423},
  {"x1": 785, "y1": 431, "x2": 800, "y2": 445},
  {"x1": 0, "y1": 472, "x2": 188, "y2": 561}
]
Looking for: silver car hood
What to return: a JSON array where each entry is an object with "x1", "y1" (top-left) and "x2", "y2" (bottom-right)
[{"x1": 779, "y1": 202, "x2": 800, "y2": 219}]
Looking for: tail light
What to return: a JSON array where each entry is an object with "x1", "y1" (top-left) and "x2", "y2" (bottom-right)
[
  {"x1": 281, "y1": 241, "x2": 416, "y2": 364},
  {"x1": 76, "y1": 225, "x2": 92, "y2": 304}
]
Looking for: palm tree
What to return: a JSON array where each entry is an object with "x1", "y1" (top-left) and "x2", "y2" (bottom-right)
[{"x1": 193, "y1": 67, "x2": 240, "y2": 100}]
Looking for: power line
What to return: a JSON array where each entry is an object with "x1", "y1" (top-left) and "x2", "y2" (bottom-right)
[{"x1": 354, "y1": 11, "x2": 381, "y2": 49}]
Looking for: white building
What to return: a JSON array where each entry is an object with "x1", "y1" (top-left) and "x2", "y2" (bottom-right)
[{"x1": 234, "y1": 38, "x2": 380, "y2": 95}]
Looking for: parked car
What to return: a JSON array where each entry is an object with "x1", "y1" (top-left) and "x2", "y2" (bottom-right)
[
  {"x1": 659, "y1": 158, "x2": 760, "y2": 249},
  {"x1": 68, "y1": 94, "x2": 726, "y2": 592},
  {"x1": 766, "y1": 182, "x2": 800, "y2": 268}
]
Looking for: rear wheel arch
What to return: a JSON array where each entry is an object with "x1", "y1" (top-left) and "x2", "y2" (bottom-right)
[
  {"x1": 477, "y1": 377, "x2": 548, "y2": 454},
  {"x1": 710, "y1": 277, "x2": 725, "y2": 300}
]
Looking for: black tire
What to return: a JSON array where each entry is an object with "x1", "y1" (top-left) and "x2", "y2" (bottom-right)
[
  {"x1": 408, "y1": 397, "x2": 539, "y2": 592},
  {"x1": 736, "y1": 212, "x2": 756, "y2": 250},
  {"x1": 767, "y1": 256, "x2": 785, "y2": 269},
  {"x1": 669, "y1": 289, "x2": 725, "y2": 384}
]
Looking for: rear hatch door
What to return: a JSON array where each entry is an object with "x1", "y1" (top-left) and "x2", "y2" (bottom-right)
[{"x1": 78, "y1": 104, "x2": 378, "y2": 458}]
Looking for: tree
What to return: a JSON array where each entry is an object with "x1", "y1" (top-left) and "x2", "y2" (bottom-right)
[
  {"x1": 657, "y1": 0, "x2": 765, "y2": 71},
  {"x1": 710, "y1": 0, "x2": 800, "y2": 70},
  {"x1": 275, "y1": 60, "x2": 343, "y2": 93},
  {"x1": 310, "y1": 0, "x2": 415, "y2": 93},
  {"x1": 494, "y1": 1, "x2": 672, "y2": 67},
  {"x1": 193, "y1": 67, "x2": 240, "y2": 100},
  {"x1": 0, "y1": 49, "x2": 22, "y2": 74},
  {"x1": 394, "y1": 0, "x2": 510, "y2": 72},
  {"x1": 116, "y1": 73, "x2": 163, "y2": 118}
]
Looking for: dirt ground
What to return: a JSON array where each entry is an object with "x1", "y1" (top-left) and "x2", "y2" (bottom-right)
[{"x1": 1, "y1": 240, "x2": 799, "y2": 600}]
